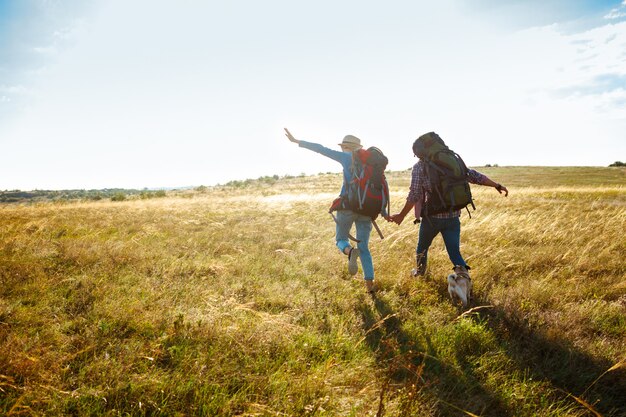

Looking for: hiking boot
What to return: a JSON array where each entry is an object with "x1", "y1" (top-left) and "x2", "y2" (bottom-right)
[
  {"x1": 411, "y1": 264, "x2": 426, "y2": 277},
  {"x1": 365, "y1": 279, "x2": 377, "y2": 294},
  {"x1": 412, "y1": 253, "x2": 426, "y2": 277},
  {"x1": 348, "y1": 247, "x2": 360, "y2": 275}
]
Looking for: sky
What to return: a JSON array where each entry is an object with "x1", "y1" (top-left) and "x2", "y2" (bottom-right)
[{"x1": 1, "y1": 0, "x2": 625, "y2": 190}]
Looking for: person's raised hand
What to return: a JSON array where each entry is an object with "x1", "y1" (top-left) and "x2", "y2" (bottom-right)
[{"x1": 284, "y1": 128, "x2": 299, "y2": 144}]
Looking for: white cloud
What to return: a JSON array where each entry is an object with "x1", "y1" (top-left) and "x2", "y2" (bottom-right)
[
  {"x1": 0, "y1": 84, "x2": 31, "y2": 95},
  {"x1": 604, "y1": 10, "x2": 626, "y2": 19},
  {"x1": 33, "y1": 45, "x2": 58, "y2": 55},
  {"x1": 32, "y1": 19, "x2": 87, "y2": 57},
  {"x1": 605, "y1": 1, "x2": 626, "y2": 19},
  {"x1": 557, "y1": 22, "x2": 626, "y2": 108}
]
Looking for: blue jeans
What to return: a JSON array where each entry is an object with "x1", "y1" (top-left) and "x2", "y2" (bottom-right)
[
  {"x1": 335, "y1": 210, "x2": 374, "y2": 280},
  {"x1": 416, "y1": 216, "x2": 467, "y2": 270}
]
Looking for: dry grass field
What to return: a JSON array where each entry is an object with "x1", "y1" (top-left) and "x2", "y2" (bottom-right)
[{"x1": 1, "y1": 167, "x2": 625, "y2": 416}]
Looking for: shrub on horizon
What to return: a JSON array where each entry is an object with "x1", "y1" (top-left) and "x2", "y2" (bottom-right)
[{"x1": 111, "y1": 192, "x2": 126, "y2": 202}]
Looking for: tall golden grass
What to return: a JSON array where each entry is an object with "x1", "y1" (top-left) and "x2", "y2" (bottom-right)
[{"x1": 0, "y1": 167, "x2": 624, "y2": 416}]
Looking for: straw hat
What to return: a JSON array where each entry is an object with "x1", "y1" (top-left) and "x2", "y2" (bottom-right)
[{"x1": 338, "y1": 135, "x2": 362, "y2": 150}]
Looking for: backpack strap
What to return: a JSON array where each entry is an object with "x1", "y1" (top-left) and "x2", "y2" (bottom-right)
[
  {"x1": 425, "y1": 161, "x2": 447, "y2": 208},
  {"x1": 372, "y1": 219, "x2": 384, "y2": 240},
  {"x1": 380, "y1": 178, "x2": 390, "y2": 218},
  {"x1": 359, "y1": 178, "x2": 370, "y2": 209},
  {"x1": 329, "y1": 212, "x2": 360, "y2": 243}
]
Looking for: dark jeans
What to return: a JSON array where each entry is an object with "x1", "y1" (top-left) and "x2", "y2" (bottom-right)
[{"x1": 416, "y1": 216, "x2": 468, "y2": 271}]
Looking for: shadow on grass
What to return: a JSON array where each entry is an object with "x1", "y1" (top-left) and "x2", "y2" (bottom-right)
[
  {"x1": 473, "y1": 296, "x2": 626, "y2": 417},
  {"x1": 357, "y1": 294, "x2": 512, "y2": 417},
  {"x1": 357, "y1": 290, "x2": 625, "y2": 417}
]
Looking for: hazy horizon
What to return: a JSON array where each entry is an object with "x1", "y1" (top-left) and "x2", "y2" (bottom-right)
[{"x1": 2, "y1": 164, "x2": 623, "y2": 192}]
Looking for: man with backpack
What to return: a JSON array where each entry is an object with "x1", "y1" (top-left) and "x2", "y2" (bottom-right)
[
  {"x1": 389, "y1": 132, "x2": 508, "y2": 281},
  {"x1": 284, "y1": 128, "x2": 389, "y2": 294}
]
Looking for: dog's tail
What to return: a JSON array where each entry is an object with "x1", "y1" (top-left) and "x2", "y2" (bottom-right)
[{"x1": 447, "y1": 274, "x2": 457, "y2": 286}]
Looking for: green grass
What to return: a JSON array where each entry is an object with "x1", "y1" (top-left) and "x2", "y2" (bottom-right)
[{"x1": 0, "y1": 167, "x2": 624, "y2": 416}]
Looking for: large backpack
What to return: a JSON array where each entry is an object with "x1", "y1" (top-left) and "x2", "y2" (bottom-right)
[
  {"x1": 413, "y1": 132, "x2": 475, "y2": 217},
  {"x1": 330, "y1": 147, "x2": 390, "y2": 220},
  {"x1": 348, "y1": 147, "x2": 390, "y2": 220}
]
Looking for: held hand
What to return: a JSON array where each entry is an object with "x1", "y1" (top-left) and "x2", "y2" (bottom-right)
[
  {"x1": 284, "y1": 127, "x2": 299, "y2": 144},
  {"x1": 389, "y1": 213, "x2": 405, "y2": 225}
]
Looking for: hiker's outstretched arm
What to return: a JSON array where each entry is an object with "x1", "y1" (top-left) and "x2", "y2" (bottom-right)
[
  {"x1": 483, "y1": 177, "x2": 508, "y2": 196},
  {"x1": 284, "y1": 127, "x2": 346, "y2": 162},
  {"x1": 469, "y1": 169, "x2": 508, "y2": 196}
]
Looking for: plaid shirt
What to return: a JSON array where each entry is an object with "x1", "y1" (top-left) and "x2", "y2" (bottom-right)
[{"x1": 407, "y1": 160, "x2": 486, "y2": 218}]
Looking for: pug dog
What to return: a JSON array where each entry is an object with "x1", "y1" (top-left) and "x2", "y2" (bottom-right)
[{"x1": 447, "y1": 265, "x2": 472, "y2": 308}]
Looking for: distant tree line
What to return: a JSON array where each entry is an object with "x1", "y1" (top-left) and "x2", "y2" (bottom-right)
[
  {"x1": 0, "y1": 188, "x2": 167, "y2": 203},
  {"x1": 220, "y1": 174, "x2": 307, "y2": 188},
  {"x1": 609, "y1": 161, "x2": 625, "y2": 167}
]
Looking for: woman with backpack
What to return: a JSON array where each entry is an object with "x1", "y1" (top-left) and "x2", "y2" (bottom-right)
[
  {"x1": 389, "y1": 132, "x2": 508, "y2": 280},
  {"x1": 284, "y1": 128, "x2": 379, "y2": 293}
]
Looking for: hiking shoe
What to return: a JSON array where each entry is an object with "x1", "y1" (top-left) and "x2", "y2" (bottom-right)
[
  {"x1": 365, "y1": 279, "x2": 377, "y2": 294},
  {"x1": 348, "y1": 247, "x2": 360, "y2": 275},
  {"x1": 413, "y1": 254, "x2": 426, "y2": 277},
  {"x1": 411, "y1": 265, "x2": 426, "y2": 277}
]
